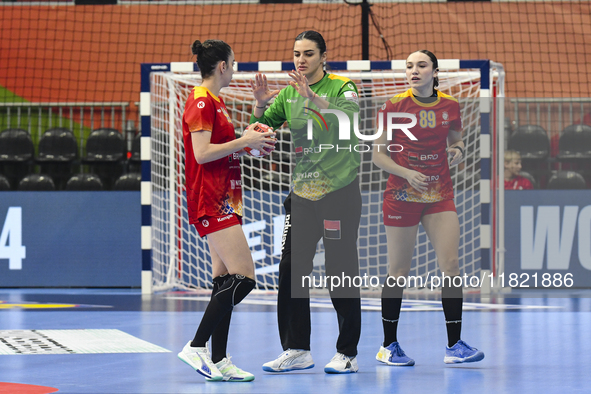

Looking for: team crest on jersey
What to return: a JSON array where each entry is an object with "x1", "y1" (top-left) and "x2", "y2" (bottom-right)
[
  {"x1": 202, "y1": 219, "x2": 209, "y2": 227},
  {"x1": 442, "y1": 111, "x2": 449, "y2": 120},
  {"x1": 197, "y1": 101, "x2": 205, "y2": 109},
  {"x1": 220, "y1": 107, "x2": 233, "y2": 124}
]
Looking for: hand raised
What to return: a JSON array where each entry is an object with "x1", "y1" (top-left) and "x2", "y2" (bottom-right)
[{"x1": 250, "y1": 73, "x2": 280, "y2": 106}]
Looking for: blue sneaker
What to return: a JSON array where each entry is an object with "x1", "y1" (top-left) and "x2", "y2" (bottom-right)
[
  {"x1": 444, "y1": 340, "x2": 484, "y2": 364},
  {"x1": 376, "y1": 342, "x2": 415, "y2": 366}
]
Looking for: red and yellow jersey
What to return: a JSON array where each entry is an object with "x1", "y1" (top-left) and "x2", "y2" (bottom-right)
[
  {"x1": 378, "y1": 89, "x2": 462, "y2": 203},
  {"x1": 182, "y1": 86, "x2": 242, "y2": 223},
  {"x1": 505, "y1": 175, "x2": 533, "y2": 190}
]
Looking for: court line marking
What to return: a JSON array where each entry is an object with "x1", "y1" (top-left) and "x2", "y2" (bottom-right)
[{"x1": 162, "y1": 296, "x2": 561, "y2": 311}]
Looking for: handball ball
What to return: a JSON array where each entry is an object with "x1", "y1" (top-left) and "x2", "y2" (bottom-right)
[{"x1": 244, "y1": 123, "x2": 275, "y2": 158}]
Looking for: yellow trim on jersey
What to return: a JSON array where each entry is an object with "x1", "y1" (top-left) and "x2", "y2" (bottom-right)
[
  {"x1": 193, "y1": 86, "x2": 221, "y2": 102},
  {"x1": 389, "y1": 89, "x2": 457, "y2": 108},
  {"x1": 328, "y1": 73, "x2": 352, "y2": 88}
]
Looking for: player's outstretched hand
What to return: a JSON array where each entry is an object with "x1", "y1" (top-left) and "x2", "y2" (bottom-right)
[
  {"x1": 447, "y1": 146, "x2": 463, "y2": 166},
  {"x1": 405, "y1": 170, "x2": 429, "y2": 193},
  {"x1": 242, "y1": 122, "x2": 277, "y2": 152},
  {"x1": 250, "y1": 73, "x2": 280, "y2": 107},
  {"x1": 288, "y1": 70, "x2": 314, "y2": 99}
]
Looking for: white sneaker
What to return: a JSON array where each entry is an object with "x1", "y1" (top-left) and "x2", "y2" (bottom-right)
[
  {"x1": 262, "y1": 349, "x2": 315, "y2": 372},
  {"x1": 324, "y1": 352, "x2": 359, "y2": 374},
  {"x1": 178, "y1": 341, "x2": 223, "y2": 381},
  {"x1": 205, "y1": 355, "x2": 254, "y2": 382}
]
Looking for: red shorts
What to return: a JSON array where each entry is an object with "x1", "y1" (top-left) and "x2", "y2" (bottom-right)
[
  {"x1": 194, "y1": 213, "x2": 243, "y2": 237},
  {"x1": 383, "y1": 199, "x2": 456, "y2": 227}
]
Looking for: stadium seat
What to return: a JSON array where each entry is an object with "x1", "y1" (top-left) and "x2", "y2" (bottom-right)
[
  {"x1": 128, "y1": 132, "x2": 141, "y2": 173},
  {"x1": 557, "y1": 124, "x2": 591, "y2": 160},
  {"x1": 0, "y1": 174, "x2": 11, "y2": 191},
  {"x1": 65, "y1": 173, "x2": 104, "y2": 191},
  {"x1": 504, "y1": 117, "x2": 513, "y2": 136},
  {"x1": 17, "y1": 174, "x2": 56, "y2": 191},
  {"x1": 37, "y1": 127, "x2": 78, "y2": 190},
  {"x1": 113, "y1": 172, "x2": 141, "y2": 191},
  {"x1": 546, "y1": 171, "x2": 587, "y2": 190},
  {"x1": 83, "y1": 128, "x2": 126, "y2": 190},
  {"x1": 519, "y1": 171, "x2": 537, "y2": 189},
  {"x1": 508, "y1": 125, "x2": 550, "y2": 160},
  {"x1": 0, "y1": 128, "x2": 35, "y2": 189}
]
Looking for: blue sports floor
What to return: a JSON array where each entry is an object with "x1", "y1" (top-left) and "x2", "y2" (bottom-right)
[{"x1": 1, "y1": 288, "x2": 590, "y2": 394}]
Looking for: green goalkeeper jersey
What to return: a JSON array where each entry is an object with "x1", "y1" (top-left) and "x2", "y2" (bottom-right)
[{"x1": 250, "y1": 72, "x2": 360, "y2": 201}]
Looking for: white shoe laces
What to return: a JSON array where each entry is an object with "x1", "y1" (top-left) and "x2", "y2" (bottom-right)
[{"x1": 331, "y1": 352, "x2": 348, "y2": 362}]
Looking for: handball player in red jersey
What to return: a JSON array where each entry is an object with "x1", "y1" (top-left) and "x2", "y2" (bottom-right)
[
  {"x1": 504, "y1": 150, "x2": 533, "y2": 190},
  {"x1": 177, "y1": 38, "x2": 276, "y2": 382},
  {"x1": 372, "y1": 50, "x2": 484, "y2": 367}
]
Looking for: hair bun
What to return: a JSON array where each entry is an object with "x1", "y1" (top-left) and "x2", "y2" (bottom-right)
[{"x1": 191, "y1": 40, "x2": 203, "y2": 56}]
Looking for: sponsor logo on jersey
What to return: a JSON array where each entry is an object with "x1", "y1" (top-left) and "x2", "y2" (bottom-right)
[
  {"x1": 286, "y1": 98, "x2": 297, "y2": 103},
  {"x1": 295, "y1": 171, "x2": 320, "y2": 179},
  {"x1": 230, "y1": 179, "x2": 242, "y2": 189},
  {"x1": 388, "y1": 215, "x2": 402, "y2": 220},
  {"x1": 217, "y1": 214, "x2": 234, "y2": 223},
  {"x1": 381, "y1": 103, "x2": 387, "y2": 111},
  {"x1": 229, "y1": 152, "x2": 240, "y2": 162},
  {"x1": 197, "y1": 101, "x2": 205, "y2": 109},
  {"x1": 343, "y1": 91, "x2": 359, "y2": 105},
  {"x1": 409, "y1": 152, "x2": 438, "y2": 161}
]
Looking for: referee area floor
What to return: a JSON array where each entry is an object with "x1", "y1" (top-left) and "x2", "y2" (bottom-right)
[{"x1": 1, "y1": 289, "x2": 590, "y2": 394}]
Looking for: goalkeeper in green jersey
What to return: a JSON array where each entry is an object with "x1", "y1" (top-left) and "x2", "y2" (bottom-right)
[{"x1": 250, "y1": 30, "x2": 362, "y2": 374}]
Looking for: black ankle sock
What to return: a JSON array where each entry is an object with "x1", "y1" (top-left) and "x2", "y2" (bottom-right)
[{"x1": 382, "y1": 277, "x2": 404, "y2": 347}]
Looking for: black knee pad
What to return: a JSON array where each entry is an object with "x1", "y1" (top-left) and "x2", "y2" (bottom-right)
[
  {"x1": 213, "y1": 274, "x2": 256, "y2": 309},
  {"x1": 212, "y1": 273, "x2": 230, "y2": 294}
]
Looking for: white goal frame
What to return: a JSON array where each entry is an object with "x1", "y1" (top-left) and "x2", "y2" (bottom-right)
[{"x1": 139, "y1": 60, "x2": 505, "y2": 294}]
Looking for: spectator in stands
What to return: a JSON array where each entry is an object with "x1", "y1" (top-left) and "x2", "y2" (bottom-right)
[{"x1": 504, "y1": 150, "x2": 533, "y2": 190}]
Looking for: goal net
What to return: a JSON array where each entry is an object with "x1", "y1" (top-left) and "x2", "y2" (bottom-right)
[{"x1": 148, "y1": 61, "x2": 504, "y2": 292}]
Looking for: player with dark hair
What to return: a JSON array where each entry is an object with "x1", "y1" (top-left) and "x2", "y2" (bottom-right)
[
  {"x1": 372, "y1": 49, "x2": 484, "y2": 366},
  {"x1": 177, "y1": 39, "x2": 276, "y2": 382},
  {"x1": 504, "y1": 150, "x2": 533, "y2": 190},
  {"x1": 250, "y1": 30, "x2": 362, "y2": 374}
]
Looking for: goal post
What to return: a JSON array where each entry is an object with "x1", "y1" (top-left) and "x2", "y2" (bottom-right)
[{"x1": 140, "y1": 60, "x2": 505, "y2": 294}]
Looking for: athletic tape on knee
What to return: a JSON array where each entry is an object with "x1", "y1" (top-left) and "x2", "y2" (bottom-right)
[{"x1": 214, "y1": 274, "x2": 256, "y2": 309}]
